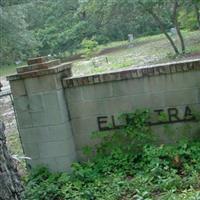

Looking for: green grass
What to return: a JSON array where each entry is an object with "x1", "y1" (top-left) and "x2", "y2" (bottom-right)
[
  {"x1": 72, "y1": 30, "x2": 200, "y2": 76},
  {"x1": 1, "y1": 31, "x2": 199, "y2": 77},
  {"x1": 6, "y1": 132, "x2": 27, "y2": 175},
  {"x1": 97, "y1": 40, "x2": 128, "y2": 50},
  {"x1": 7, "y1": 132, "x2": 23, "y2": 155}
]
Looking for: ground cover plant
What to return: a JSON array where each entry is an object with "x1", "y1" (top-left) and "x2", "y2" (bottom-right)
[{"x1": 23, "y1": 110, "x2": 200, "y2": 200}]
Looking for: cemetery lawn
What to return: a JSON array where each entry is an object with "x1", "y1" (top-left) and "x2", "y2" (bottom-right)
[
  {"x1": 72, "y1": 30, "x2": 200, "y2": 76},
  {"x1": 1, "y1": 31, "x2": 200, "y2": 77}
]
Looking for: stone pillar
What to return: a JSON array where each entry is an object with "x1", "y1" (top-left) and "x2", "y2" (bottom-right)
[{"x1": 7, "y1": 57, "x2": 77, "y2": 172}]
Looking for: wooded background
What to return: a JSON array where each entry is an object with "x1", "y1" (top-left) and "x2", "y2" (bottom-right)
[{"x1": 0, "y1": 0, "x2": 200, "y2": 65}]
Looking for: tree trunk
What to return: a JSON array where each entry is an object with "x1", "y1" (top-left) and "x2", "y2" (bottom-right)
[
  {"x1": 172, "y1": 0, "x2": 186, "y2": 54},
  {"x1": 194, "y1": 3, "x2": 200, "y2": 29},
  {"x1": 0, "y1": 121, "x2": 24, "y2": 200},
  {"x1": 148, "y1": 10, "x2": 180, "y2": 55},
  {"x1": 138, "y1": 2, "x2": 180, "y2": 55}
]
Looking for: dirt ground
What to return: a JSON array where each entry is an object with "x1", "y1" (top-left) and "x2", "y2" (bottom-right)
[{"x1": 0, "y1": 77, "x2": 15, "y2": 135}]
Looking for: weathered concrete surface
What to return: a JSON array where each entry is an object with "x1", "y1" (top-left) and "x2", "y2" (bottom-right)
[
  {"x1": 7, "y1": 58, "x2": 200, "y2": 170},
  {"x1": 64, "y1": 60, "x2": 200, "y2": 160},
  {"x1": 8, "y1": 59, "x2": 77, "y2": 172}
]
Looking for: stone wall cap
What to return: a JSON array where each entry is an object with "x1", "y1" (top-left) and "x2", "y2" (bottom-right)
[
  {"x1": 63, "y1": 58, "x2": 200, "y2": 88},
  {"x1": 7, "y1": 62, "x2": 72, "y2": 81},
  {"x1": 27, "y1": 56, "x2": 49, "y2": 65},
  {"x1": 16, "y1": 59, "x2": 60, "y2": 74}
]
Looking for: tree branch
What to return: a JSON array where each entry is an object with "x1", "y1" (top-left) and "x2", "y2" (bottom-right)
[
  {"x1": 172, "y1": 0, "x2": 185, "y2": 54},
  {"x1": 138, "y1": 2, "x2": 180, "y2": 55},
  {"x1": 194, "y1": 2, "x2": 200, "y2": 29}
]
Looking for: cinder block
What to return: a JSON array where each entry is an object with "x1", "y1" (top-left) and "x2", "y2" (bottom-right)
[
  {"x1": 17, "y1": 111, "x2": 32, "y2": 128},
  {"x1": 20, "y1": 123, "x2": 74, "y2": 144},
  {"x1": 164, "y1": 89, "x2": 199, "y2": 107},
  {"x1": 143, "y1": 76, "x2": 166, "y2": 93},
  {"x1": 20, "y1": 128, "x2": 39, "y2": 143},
  {"x1": 68, "y1": 92, "x2": 165, "y2": 119},
  {"x1": 24, "y1": 74, "x2": 62, "y2": 94},
  {"x1": 112, "y1": 79, "x2": 145, "y2": 96},
  {"x1": 24, "y1": 77, "x2": 42, "y2": 94},
  {"x1": 14, "y1": 96, "x2": 29, "y2": 112},
  {"x1": 31, "y1": 111, "x2": 47, "y2": 127},
  {"x1": 81, "y1": 83, "x2": 113, "y2": 100},
  {"x1": 32, "y1": 123, "x2": 72, "y2": 143},
  {"x1": 47, "y1": 123, "x2": 73, "y2": 141},
  {"x1": 71, "y1": 117, "x2": 98, "y2": 136},
  {"x1": 10, "y1": 80, "x2": 26, "y2": 97},
  {"x1": 42, "y1": 90, "x2": 69, "y2": 124},
  {"x1": 39, "y1": 138, "x2": 76, "y2": 158},
  {"x1": 29, "y1": 94, "x2": 44, "y2": 112},
  {"x1": 143, "y1": 72, "x2": 200, "y2": 93},
  {"x1": 42, "y1": 91, "x2": 60, "y2": 110},
  {"x1": 44, "y1": 107, "x2": 68, "y2": 125},
  {"x1": 56, "y1": 90, "x2": 68, "y2": 109},
  {"x1": 65, "y1": 87, "x2": 83, "y2": 102},
  {"x1": 68, "y1": 101, "x2": 108, "y2": 119},
  {"x1": 23, "y1": 143, "x2": 40, "y2": 159},
  {"x1": 43, "y1": 90, "x2": 67, "y2": 111}
]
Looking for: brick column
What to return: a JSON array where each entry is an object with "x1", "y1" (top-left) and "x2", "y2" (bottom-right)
[{"x1": 7, "y1": 57, "x2": 77, "y2": 172}]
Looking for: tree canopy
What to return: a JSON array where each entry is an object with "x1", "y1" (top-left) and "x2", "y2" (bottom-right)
[{"x1": 0, "y1": 0, "x2": 199, "y2": 65}]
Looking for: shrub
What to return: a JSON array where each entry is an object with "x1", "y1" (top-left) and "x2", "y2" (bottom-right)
[
  {"x1": 23, "y1": 110, "x2": 200, "y2": 200},
  {"x1": 81, "y1": 39, "x2": 98, "y2": 58}
]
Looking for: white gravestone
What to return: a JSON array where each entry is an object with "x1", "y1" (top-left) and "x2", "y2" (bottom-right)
[{"x1": 128, "y1": 34, "x2": 134, "y2": 48}]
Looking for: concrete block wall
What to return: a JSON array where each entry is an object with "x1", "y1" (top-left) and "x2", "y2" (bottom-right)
[
  {"x1": 63, "y1": 59, "x2": 200, "y2": 160},
  {"x1": 7, "y1": 57, "x2": 200, "y2": 171},
  {"x1": 7, "y1": 57, "x2": 77, "y2": 172}
]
